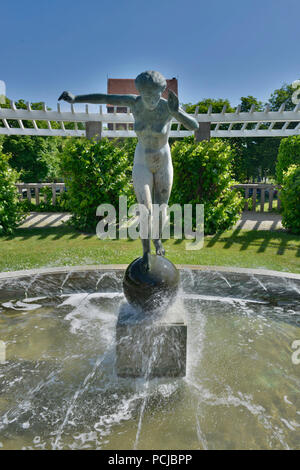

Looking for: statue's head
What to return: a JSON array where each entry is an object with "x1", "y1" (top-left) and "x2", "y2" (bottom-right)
[{"x1": 135, "y1": 71, "x2": 167, "y2": 110}]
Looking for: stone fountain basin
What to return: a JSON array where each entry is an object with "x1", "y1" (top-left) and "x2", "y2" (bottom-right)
[
  {"x1": 1, "y1": 264, "x2": 299, "y2": 305},
  {"x1": 0, "y1": 265, "x2": 299, "y2": 450}
]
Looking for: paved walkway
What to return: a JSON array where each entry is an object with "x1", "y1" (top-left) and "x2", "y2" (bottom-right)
[
  {"x1": 19, "y1": 211, "x2": 284, "y2": 231},
  {"x1": 19, "y1": 212, "x2": 72, "y2": 228},
  {"x1": 233, "y1": 211, "x2": 283, "y2": 231}
]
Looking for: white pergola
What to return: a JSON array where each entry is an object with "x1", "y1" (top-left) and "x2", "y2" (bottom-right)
[{"x1": 0, "y1": 101, "x2": 300, "y2": 138}]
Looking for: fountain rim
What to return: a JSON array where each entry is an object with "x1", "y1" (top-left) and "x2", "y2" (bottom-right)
[{"x1": 1, "y1": 264, "x2": 299, "y2": 280}]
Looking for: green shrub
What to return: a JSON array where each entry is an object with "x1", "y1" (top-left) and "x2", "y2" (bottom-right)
[
  {"x1": 0, "y1": 151, "x2": 24, "y2": 235},
  {"x1": 280, "y1": 165, "x2": 300, "y2": 234},
  {"x1": 170, "y1": 138, "x2": 243, "y2": 234},
  {"x1": 2, "y1": 135, "x2": 63, "y2": 182},
  {"x1": 276, "y1": 135, "x2": 300, "y2": 184},
  {"x1": 60, "y1": 137, "x2": 135, "y2": 231}
]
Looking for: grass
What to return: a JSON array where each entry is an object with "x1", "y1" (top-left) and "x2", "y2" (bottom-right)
[
  {"x1": 0, "y1": 225, "x2": 299, "y2": 274},
  {"x1": 253, "y1": 201, "x2": 280, "y2": 213}
]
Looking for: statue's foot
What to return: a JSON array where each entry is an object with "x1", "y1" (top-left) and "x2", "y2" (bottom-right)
[
  {"x1": 141, "y1": 252, "x2": 151, "y2": 271},
  {"x1": 154, "y1": 240, "x2": 165, "y2": 256}
]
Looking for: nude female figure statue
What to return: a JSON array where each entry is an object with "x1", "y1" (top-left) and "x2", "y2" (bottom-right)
[{"x1": 59, "y1": 71, "x2": 199, "y2": 271}]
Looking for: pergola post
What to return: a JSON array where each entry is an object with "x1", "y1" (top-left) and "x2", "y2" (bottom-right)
[
  {"x1": 85, "y1": 121, "x2": 102, "y2": 140},
  {"x1": 194, "y1": 122, "x2": 211, "y2": 142}
]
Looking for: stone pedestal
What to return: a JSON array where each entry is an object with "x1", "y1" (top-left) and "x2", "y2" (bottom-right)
[
  {"x1": 119, "y1": 256, "x2": 185, "y2": 378},
  {"x1": 116, "y1": 313, "x2": 187, "y2": 378}
]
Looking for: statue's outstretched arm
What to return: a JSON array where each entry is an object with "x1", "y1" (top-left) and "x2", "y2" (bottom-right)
[
  {"x1": 167, "y1": 90, "x2": 198, "y2": 131},
  {"x1": 58, "y1": 91, "x2": 137, "y2": 107}
]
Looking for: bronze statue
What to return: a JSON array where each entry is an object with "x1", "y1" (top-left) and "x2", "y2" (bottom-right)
[{"x1": 59, "y1": 71, "x2": 198, "y2": 271}]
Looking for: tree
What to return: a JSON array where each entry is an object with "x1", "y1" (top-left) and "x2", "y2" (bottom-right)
[
  {"x1": 2, "y1": 135, "x2": 63, "y2": 182},
  {"x1": 0, "y1": 98, "x2": 76, "y2": 182},
  {"x1": 0, "y1": 97, "x2": 84, "y2": 131},
  {"x1": 184, "y1": 98, "x2": 235, "y2": 114},
  {"x1": 225, "y1": 96, "x2": 279, "y2": 182},
  {"x1": 181, "y1": 82, "x2": 300, "y2": 182},
  {"x1": 240, "y1": 95, "x2": 264, "y2": 112},
  {"x1": 268, "y1": 82, "x2": 297, "y2": 111}
]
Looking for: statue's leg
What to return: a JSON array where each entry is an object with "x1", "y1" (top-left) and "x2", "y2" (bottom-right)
[
  {"x1": 132, "y1": 163, "x2": 153, "y2": 271},
  {"x1": 153, "y1": 159, "x2": 173, "y2": 256}
]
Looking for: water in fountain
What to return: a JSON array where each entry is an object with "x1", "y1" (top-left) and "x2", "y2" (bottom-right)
[{"x1": 0, "y1": 268, "x2": 299, "y2": 450}]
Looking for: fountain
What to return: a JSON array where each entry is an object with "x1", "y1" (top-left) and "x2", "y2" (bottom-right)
[
  {"x1": 0, "y1": 72, "x2": 299, "y2": 449},
  {"x1": 0, "y1": 266, "x2": 299, "y2": 450}
]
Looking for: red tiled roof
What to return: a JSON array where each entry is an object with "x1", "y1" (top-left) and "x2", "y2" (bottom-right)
[{"x1": 107, "y1": 78, "x2": 178, "y2": 101}]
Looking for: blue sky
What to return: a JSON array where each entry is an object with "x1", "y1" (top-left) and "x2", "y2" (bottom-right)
[{"x1": 1, "y1": 0, "x2": 299, "y2": 111}]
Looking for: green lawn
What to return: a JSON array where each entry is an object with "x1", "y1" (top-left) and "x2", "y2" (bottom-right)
[
  {"x1": 252, "y1": 201, "x2": 280, "y2": 213},
  {"x1": 0, "y1": 226, "x2": 299, "y2": 273}
]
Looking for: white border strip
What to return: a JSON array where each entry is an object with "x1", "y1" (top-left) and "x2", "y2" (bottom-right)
[{"x1": 0, "y1": 264, "x2": 299, "y2": 280}]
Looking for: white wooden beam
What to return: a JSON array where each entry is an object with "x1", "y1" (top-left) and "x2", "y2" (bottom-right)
[
  {"x1": 0, "y1": 105, "x2": 299, "y2": 138},
  {"x1": 0, "y1": 127, "x2": 85, "y2": 136}
]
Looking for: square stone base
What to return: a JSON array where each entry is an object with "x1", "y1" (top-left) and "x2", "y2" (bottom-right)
[{"x1": 116, "y1": 321, "x2": 187, "y2": 378}]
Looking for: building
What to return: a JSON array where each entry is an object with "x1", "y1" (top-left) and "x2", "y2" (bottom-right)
[{"x1": 107, "y1": 77, "x2": 178, "y2": 130}]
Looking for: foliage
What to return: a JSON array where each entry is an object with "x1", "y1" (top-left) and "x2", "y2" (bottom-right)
[
  {"x1": 184, "y1": 98, "x2": 235, "y2": 114},
  {"x1": 2, "y1": 135, "x2": 63, "y2": 182},
  {"x1": 267, "y1": 81, "x2": 300, "y2": 133},
  {"x1": 268, "y1": 82, "x2": 297, "y2": 111},
  {"x1": 0, "y1": 97, "x2": 84, "y2": 131},
  {"x1": 240, "y1": 95, "x2": 264, "y2": 112},
  {"x1": 19, "y1": 187, "x2": 70, "y2": 213},
  {"x1": 0, "y1": 150, "x2": 24, "y2": 234},
  {"x1": 280, "y1": 165, "x2": 300, "y2": 234},
  {"x1": 169, "y1": 138, "x2": 243, "y2": 234},
  {"x1": 182, "y1": 83, "x2": 300, "y2": 183},
  {"x1": 227, "y1": 96, "x2": 280, "y2": 182},
  {"x1": 117, "y1": 137, "x2": 137, "y2": 167},
  {"x1": 229, "y1": 136, "x2": 281, "y2": 182},
  {"x1": 0, "y1": 97, "x2": 84, "y2": 184},
  {"x1": 276, "y1": 135, "x2": 300, "y2": 184},
  {"x1": 183, "y1": 96, "x2": 281, "y2": 182},
  {"x1": 0, "y1": 80, "x2": 299, "y2": 186},
  {"x1": 60, "y1": 137, "x2": 135, "y2": 231}
]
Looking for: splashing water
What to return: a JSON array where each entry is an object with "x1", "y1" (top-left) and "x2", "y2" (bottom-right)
[{"x1": 0, "y1": 269, "x2": 299, "y2": 450}]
